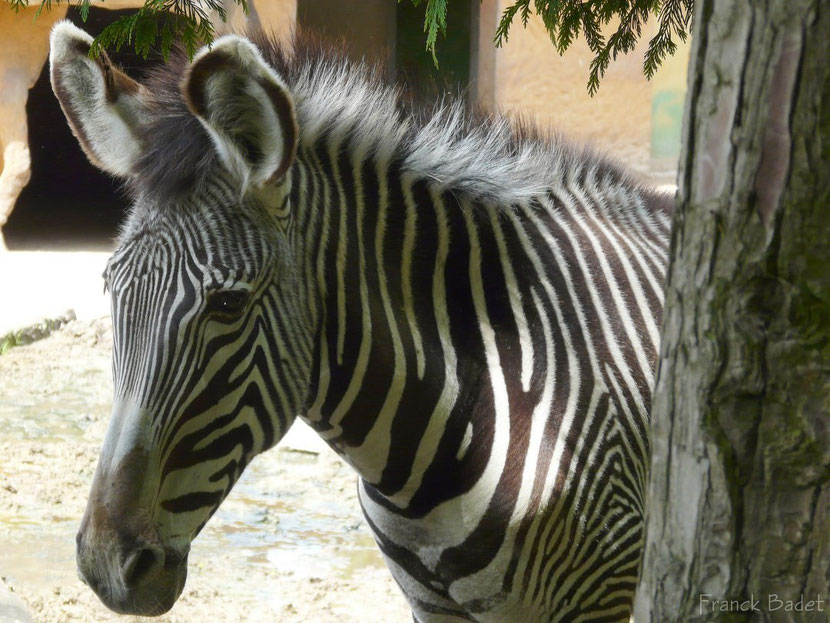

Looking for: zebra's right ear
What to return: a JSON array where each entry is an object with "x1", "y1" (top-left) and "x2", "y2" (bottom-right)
[
  {"x1": 49, "y1": 21, "x2": 149, "y2": 177},
  {"x1": 182, "y1": 36, "x2": 298, "y2": 189}
]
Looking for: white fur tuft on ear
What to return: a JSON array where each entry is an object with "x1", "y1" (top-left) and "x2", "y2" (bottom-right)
[
  {"x1": 49, "y1": 21, "x2": 149, "y2": 177},
  {"x1": 182, "y1": 35, "x2": 298, "y2": 190}
]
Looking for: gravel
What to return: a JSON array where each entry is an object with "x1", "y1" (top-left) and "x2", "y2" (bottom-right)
[{"x1": 0, "y1": 318, "x2": 410, "y2": 623}]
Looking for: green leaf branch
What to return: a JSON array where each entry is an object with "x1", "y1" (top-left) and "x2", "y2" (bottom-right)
[
  {"x1": 494, "y1": 0, "x2": 693, "y2": 94},
  {"x1": 7, "y1": 0, "x2": 692, "y2": 92},
  {"x1": 8, "y1": 0, "x2": 248, "y2": 60}
]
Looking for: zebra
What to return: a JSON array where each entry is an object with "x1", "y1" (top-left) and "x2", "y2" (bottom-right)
[{"x1": 50, "y1": 20, "x2": 671, "y2": 622}]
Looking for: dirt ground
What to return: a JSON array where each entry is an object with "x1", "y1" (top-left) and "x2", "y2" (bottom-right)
[{"x1": 0, "y1": 318, "x2": 411, "y2": 622}]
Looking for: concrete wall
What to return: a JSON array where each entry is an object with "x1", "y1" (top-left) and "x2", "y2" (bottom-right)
[{"x1": 0, "y1": 2, "x2": 68, "y2": 244}]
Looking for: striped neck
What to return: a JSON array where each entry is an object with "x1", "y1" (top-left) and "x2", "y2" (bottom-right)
[{"x1": 295, "y1": 137, "x2": 471, "y2": 502}]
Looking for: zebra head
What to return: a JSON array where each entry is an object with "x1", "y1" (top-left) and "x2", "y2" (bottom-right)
[{"x1": 50, "y1": 23, "x2": 309, "y2": 615}]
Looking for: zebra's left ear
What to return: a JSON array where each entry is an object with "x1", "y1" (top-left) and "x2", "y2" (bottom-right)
[
  {"x1": 182, "y1": 36, "x2": 298, "y2": 188},
  {"x1": 50, "y1": 21, "x2": 150, "y2": 177}
]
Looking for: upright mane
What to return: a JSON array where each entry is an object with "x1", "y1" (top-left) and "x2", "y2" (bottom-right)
[{"x1": 130, "y1": 28, "x2": 655, "y2": 208}]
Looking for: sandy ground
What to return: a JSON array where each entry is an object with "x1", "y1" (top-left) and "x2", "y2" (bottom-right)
[{"x1": 0, "y1": 318, "x2": 412, "y2": 622}]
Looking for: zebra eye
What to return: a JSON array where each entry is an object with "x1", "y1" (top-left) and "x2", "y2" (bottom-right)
[{"x1": 206, "y1": 290, "x2": 250, "y2": 318}]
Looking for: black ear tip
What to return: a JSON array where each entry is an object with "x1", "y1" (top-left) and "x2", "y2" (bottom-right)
[{"x1": 182, "y1": 49, "x2": 238, "y2": 118}]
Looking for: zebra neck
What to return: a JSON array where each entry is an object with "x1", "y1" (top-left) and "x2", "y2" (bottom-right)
[{"x1": 298, "y1": 142, "x2": 492, "y2": 507}]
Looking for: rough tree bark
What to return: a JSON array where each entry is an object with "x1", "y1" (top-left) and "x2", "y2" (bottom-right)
[{"x1": 634, "y1": 0, "x2": 829, "y2": 621}]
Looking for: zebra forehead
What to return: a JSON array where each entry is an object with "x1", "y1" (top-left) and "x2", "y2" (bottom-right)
[
  {"x1": 125, "y1": 28, "x2": 646, "y2": 207},
  {"x1": 109, "y1": 201, "x2": 274, "y2": 281}
]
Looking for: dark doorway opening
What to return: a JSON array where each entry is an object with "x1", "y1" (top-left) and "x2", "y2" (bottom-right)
[{"x1": 2, "y1": 7, "x2": 161, "y2": 251}]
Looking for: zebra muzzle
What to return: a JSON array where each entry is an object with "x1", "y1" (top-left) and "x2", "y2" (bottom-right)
[
  {"x1": 76, "y1": 444, "x2": 189, "y2": 615},
  {"x1": 76, "y1": 524, "x2": 188, "y2": 616}
]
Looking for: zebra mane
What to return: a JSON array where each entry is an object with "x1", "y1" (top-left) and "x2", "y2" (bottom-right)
[{"x1": 129, "y1": 28, "x2": 650, "y2": 207}]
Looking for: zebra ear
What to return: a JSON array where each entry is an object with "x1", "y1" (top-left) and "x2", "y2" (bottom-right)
[
  {"x1": 182, "y1": 36, "x2": 298, "y2": 188},
  {"x1": 49, "y1": 21, "x2": 149, "y2": 177}
]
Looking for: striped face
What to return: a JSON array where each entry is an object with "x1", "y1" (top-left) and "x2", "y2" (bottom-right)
[
  {"x1": 50, "y1": 23, "x2": 305, "y2": 615},
  {"x1": 77, "y1": 186, "x2": 313, "y2": 612},
  {"x1": 105, "y1": 195, "x2": 300, "y2": 531}
]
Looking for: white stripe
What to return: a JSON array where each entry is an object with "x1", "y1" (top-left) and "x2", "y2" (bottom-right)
[
  {"x1": 487, "y1": 202, "x2": 534, "y2": 392},
  {"x1": 401, "y1": 177, "x2": 426, "y2": 379},
  {"x1": 392, "y1": 187, "x2": 457, "y2": 505}
]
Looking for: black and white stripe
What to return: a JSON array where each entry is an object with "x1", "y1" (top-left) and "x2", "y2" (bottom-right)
[{"x1": 294, "y1": 151, "x2": 669, "y2": 621}]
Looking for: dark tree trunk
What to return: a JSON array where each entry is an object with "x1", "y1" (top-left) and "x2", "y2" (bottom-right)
[{"x1": 634, "y1": 0, "x2": 829, "y2": 621}]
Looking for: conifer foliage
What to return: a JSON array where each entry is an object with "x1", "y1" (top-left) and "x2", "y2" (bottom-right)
[
  {"x1": 9, "y1": 0, "x2": 244, "y2": 60},
  {"x1": 9, "y1": 0, "x2": 692, "y2": 93},
  {"x1": 495, "y1": 0, "x2": 693, "y2": 93}
]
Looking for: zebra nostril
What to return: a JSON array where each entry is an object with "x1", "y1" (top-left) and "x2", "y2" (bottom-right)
[{"x1": 120, "y1": 545, "x2": 164, "y2": 588}]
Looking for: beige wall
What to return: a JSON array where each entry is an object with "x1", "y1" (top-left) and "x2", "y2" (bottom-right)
[
  {"x1": 0, "y1": 2, "x2": 68, "y2": 241},
  {"x1": 251, "y1": 0, "x2": 296, "y2": 45},
  {"x1": 477, "y1": 1, "x2": 690, "y2": 181},
  {"x1": 648, "y1": 30, "x2": 690, "y2": 178}
]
